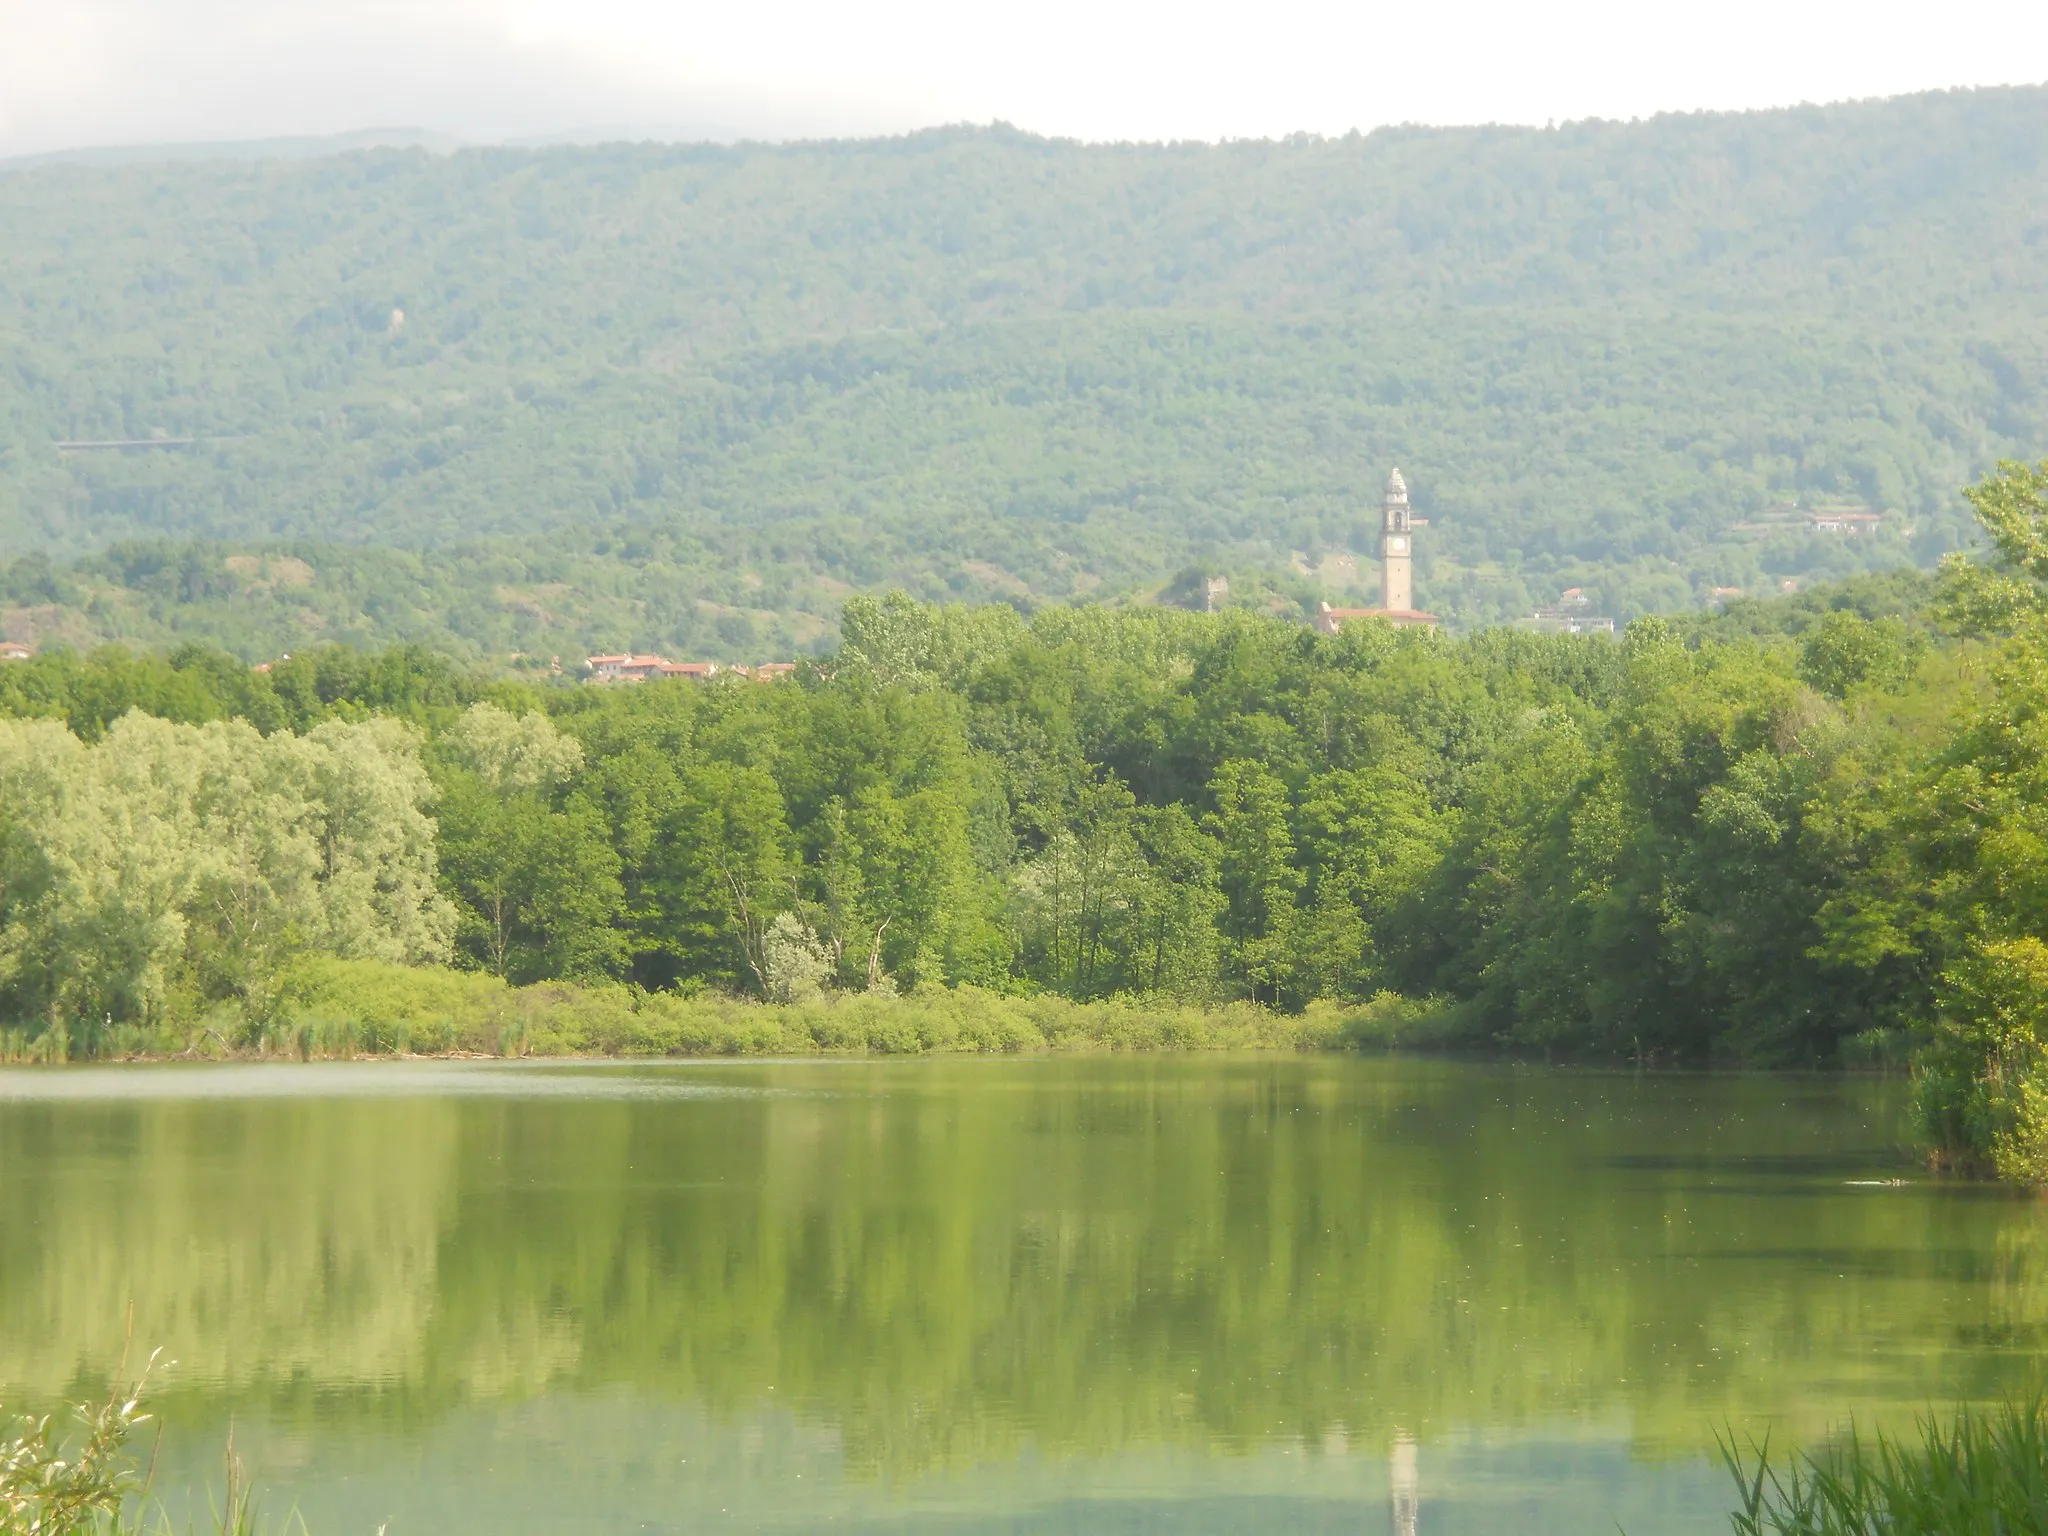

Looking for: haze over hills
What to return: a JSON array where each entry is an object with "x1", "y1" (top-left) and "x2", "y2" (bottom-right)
[{"x1": 1, "y1": 86, "x2": 2045, "y2": 661}]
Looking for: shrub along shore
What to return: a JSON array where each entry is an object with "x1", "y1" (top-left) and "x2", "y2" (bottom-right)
[{"x1": 0, "y1": 957, "x2": 1441, "y2": 1063}]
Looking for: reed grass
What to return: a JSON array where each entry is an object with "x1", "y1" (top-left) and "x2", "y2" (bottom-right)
[{"x1": 1719, "y1": 1400, "x2": 2048, "y2": 1534}]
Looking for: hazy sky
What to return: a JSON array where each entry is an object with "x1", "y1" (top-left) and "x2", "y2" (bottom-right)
[{"x1": 2, "y1": 0, "x2": 2044, "y2": 157}]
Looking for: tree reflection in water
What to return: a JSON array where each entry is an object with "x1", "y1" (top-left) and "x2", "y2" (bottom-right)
[{"x1": 0, "y1": 1057, "x2": 2043, "y2": 1498}]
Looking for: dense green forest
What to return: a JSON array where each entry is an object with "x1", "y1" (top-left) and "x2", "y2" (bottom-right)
[
  {"x1": 3, "y1": 87, "x2": 2046, "y2": 660},
  {"x1": 8, "y1": 462, "x2": 2048, "y2": 1175}
]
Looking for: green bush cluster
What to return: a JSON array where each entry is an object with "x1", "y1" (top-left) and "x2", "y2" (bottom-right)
[{"x1": 83, "y1": 955, "x2": 1418, "y2": 1060}]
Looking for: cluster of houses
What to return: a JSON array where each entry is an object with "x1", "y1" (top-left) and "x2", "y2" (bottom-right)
[
  {"x1": 1804, "y1": 508, "x2": 1883, "y2": 534},
  {"x1": 584, "y1": 654, "x2": 798, "y2": 684},
  {"x1": 1732, "y1": 504, "x2": 1888, "y2": 538},
  {"x1": 5, "y1": 639, "x2": 798, "y2": 681},
  {"x1": 1522, "y1": 587, "x2": 1617, "y2": 635}
]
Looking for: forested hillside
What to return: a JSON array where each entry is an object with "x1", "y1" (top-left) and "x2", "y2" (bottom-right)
[{"x1": 2, "y1": 87, "x2": 2045, "y2": 659}]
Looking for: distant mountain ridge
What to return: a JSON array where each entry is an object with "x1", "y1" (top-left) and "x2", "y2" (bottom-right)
[
  {"x1": 0, "y1": 120, "x2": 781, "y2": 170},
  {"x1": 0, "y1": 127, "x2": 467, "y2": 170},
  {"x1": 0, "y1": 86, "x2": 2044, "y2": 660}
]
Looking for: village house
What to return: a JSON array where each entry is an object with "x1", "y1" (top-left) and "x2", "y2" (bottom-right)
[{"x1": 0, "y1": 641, "x2": 32, "y2": 662}]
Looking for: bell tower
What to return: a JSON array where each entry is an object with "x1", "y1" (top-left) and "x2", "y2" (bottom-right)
[
  {"x1": 1314, "y1": 466, "x2": 1436, "y2": 632},
  {"x1": 1380, "y1": 467, "x2": 1413, "y2": 613}
]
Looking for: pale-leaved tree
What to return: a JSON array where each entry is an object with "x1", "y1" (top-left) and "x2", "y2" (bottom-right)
[{"x1": 0, "y1": 711, "x2": 453, "y2": 1038}]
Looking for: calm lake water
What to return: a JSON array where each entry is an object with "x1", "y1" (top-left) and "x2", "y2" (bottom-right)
[{"x1": 1, "y1": 1056, "x2": 2042, "y2": 1533}]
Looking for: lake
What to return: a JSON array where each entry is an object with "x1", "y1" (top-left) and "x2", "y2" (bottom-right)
[{"x1": 1, "y1": 1056, "x2": 2042, "y2": 1533}]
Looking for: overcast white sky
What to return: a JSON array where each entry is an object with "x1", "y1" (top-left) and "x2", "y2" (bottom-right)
[{"x1": 2, "y1": 0, "x2": 2044, "y2": 158}]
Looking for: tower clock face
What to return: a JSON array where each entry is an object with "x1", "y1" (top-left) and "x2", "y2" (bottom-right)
[{"x1": 1386, "y1": 536, "x2": 1409, "y2": 555}]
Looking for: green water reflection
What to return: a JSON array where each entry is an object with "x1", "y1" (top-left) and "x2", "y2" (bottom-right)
[{"x1": 1, "y1": 1058, "x2": 2043, "y2": 1532}]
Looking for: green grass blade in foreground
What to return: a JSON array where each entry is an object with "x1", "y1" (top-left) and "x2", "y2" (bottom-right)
[{"x1": 1706, "y1": 1398, "x2": 2048, "y2": 1534}]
